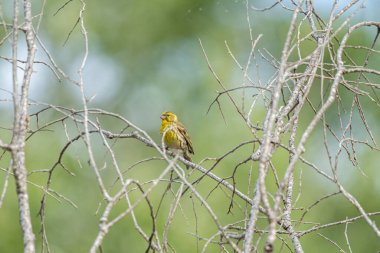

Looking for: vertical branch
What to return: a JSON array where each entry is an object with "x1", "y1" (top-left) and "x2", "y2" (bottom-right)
[
  {"x1": 283, "y1": 113, "x2": 303, "y2": 253},
  {"x1": 10, "y1": 0, "x2": 37, "y2": 252},
  {"x1": 11, "y1": 0, "x2": 19, "y2": 121},
  {"x1": 242, "y1": 183, "x2": 261, "y2": 252},
  {"x1": 256, "y1": 1, "x2": 305, "y2": 252},
  {"x1": 77, "y1": 0, "x2": 110, "y2": 201}
]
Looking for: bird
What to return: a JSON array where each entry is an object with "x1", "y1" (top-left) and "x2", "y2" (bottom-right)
[{"x1": 160, "y1": 111, "x2": 194, "y2": 165}]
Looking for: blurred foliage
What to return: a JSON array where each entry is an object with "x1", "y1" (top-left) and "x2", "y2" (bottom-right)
[{"x1": 0, "y1": 0, "x2": 380, "y2": 252}]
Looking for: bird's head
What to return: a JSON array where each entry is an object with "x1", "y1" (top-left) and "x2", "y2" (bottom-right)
[{"x1": 160, "y1": 111, "x2": 178, "y2": 123}]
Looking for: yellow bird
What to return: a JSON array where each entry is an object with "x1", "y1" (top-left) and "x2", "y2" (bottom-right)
[{"x1": 160, "y1": 111, "x2": 194, "y2": 163}]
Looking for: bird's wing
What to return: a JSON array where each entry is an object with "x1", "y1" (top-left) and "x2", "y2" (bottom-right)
[{"x1": 178, "y1": 122, "x2": 194, "y2": 154}]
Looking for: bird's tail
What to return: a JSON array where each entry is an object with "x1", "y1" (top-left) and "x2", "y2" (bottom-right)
[{"x1": 183, "y1": 152, "x2": 192, "y2": 169}]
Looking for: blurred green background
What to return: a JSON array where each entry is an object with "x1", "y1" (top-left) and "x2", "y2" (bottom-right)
[{"x1": 0, "y1": 0, "x2": 380, "y2": 252}]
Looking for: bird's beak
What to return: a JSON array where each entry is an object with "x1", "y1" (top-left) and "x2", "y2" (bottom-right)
[{"x1": 160, "y1": 115, "x2": 165, "y2": 120}]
